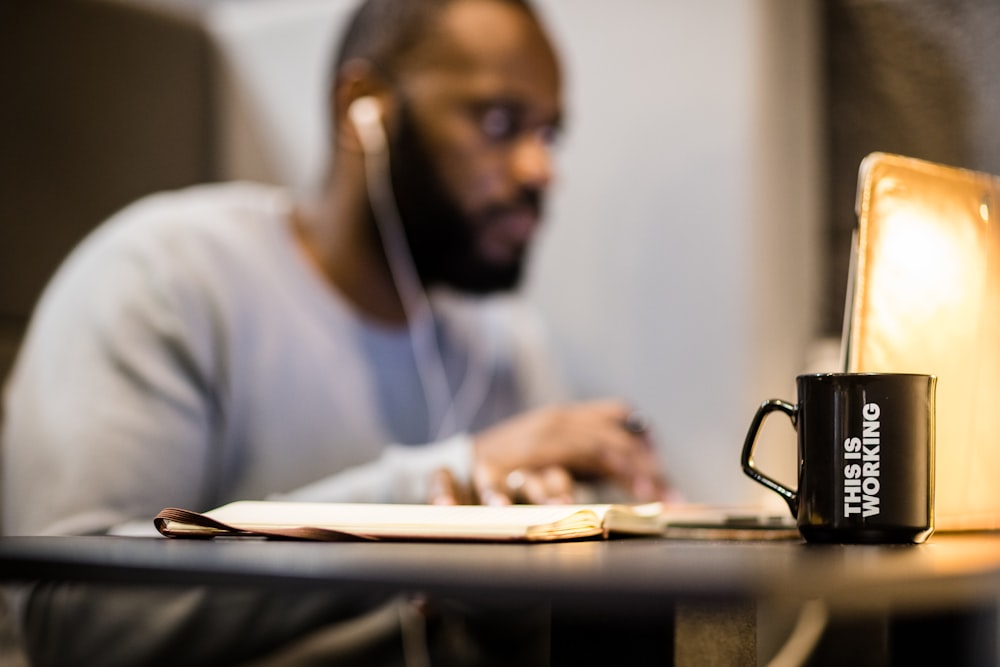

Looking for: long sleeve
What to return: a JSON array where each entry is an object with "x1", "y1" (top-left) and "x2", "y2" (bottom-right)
[
  {"x1": 2, "y1": 185, "x2": 566, "y2": 536},
  {"x1": 273, "y1": 434, "x2": 474, "y2": 503},
  {"x1": 2, "y1": 221, "x2": 221, "y2": 536}
]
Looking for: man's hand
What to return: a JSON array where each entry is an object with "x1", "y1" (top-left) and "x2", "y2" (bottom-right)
[
  {"x1": 429, "y1": 464, "x2": 575, "y2": 505},
  {"x1": 430, "y1": 400, "x2": 673, "y2": 505}
]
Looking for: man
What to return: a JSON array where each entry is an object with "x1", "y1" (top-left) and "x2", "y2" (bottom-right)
[{"x1": 2, "y1": 0, "x2": 669, "y2": 663}]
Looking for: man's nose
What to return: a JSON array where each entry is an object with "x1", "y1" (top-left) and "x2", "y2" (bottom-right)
[{"x1": 511, "y1": 131, "x2": 555, "y2": 190}]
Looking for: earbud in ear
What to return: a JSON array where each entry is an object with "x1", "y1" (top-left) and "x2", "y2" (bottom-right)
[{"x1": 348, "y1": 96, "x2": 386, "y2": 155}]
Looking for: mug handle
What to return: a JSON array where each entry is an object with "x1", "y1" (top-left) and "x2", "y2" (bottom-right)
[{"x1": 741, "y1": 399, "x2": 799, "y2": 518}]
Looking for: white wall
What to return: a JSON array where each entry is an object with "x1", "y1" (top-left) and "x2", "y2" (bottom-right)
[
  {"x1": 202, "y1": 0, "x2": 825, "y2": 505},
  {"x1": 526, "y1": 1, "x2": 823, "y2": 504},
  {"x1": 201, "y1": 0, "x2": 357, "y2": 194}
]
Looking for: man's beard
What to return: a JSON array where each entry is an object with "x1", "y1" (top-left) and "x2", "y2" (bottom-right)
[{"x1": 384, "y1": 101, "x2": 542, "y2": 294}]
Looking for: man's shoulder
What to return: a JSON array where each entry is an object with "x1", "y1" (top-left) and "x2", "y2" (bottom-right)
[
  {"x1": 76, "y1": 181, "x2": 290, "y2": 266},
  {"x1": 112, "y1": 181, "x2": 289, "y2": 232},
  {"x1": 40, "y1": 182, "x2": 293, "y2": 308}
]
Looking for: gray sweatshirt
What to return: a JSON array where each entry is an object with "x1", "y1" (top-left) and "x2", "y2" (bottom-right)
[{"x1": 2, "y1": 182, "x2": 566, "y2": 536}]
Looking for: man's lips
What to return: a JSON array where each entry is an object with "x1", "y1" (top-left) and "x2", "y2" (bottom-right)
[{"x1": 479, "y1": 206, "x2": 539, "y2": 263}]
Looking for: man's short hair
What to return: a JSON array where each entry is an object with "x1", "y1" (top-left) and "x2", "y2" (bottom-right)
[{"x1": 333, "y1": 0, "x2": 534, "y2": 82}]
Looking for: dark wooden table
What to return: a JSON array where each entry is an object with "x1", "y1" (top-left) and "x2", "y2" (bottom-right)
[{"x1": 2, "y1": 532, "x2": 999, "y2": 665}]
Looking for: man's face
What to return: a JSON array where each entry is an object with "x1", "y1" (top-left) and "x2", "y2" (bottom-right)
[{"x1": 386, "y1": 0, "x2": 563, "y2": 294}]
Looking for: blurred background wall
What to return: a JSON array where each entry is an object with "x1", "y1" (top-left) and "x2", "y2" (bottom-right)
[
  {"x1": 823, "y1": 0, "x2": 1000, "y2": 336},
  {"x1": 528, "y1": 1, "x2": 820, "y2": 504},
  {"x1": 2, "y1": 0, "x2": 998, "y2": 504}
]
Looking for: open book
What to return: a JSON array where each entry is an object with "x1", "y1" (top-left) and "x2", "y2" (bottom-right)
[{"x1": 154, "y1": 501, "x2": 797, "y2": 542}]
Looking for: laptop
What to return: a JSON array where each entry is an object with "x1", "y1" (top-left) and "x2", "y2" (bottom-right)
[{"x1": 843, "y1": 152, "x2": 1000, "y2": 531}]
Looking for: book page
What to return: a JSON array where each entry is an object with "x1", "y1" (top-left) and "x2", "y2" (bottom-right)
[
  {"x1": 201, "y1": 501, "x2": 614, "y2": 541},
  {"x1": 156, "y1": 501, "x2": 797, "y2": 542}
]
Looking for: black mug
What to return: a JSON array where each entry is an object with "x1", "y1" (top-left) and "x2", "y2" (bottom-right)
[{"x1": 741, "y1": 373, "x2": 936, "y2": 544}]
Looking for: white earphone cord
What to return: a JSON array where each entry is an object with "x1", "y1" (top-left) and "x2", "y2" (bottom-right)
[{"x1": 353, "y1": 99, "x2": 491, "y2": 441}]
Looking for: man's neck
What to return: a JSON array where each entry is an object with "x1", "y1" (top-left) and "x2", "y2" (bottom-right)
[{"x1": 289, "y1": 180, "x2": 409, "y2": 326}]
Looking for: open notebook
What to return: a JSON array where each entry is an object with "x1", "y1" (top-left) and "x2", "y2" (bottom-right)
[
  {"x1": 154, "y1": 501, "x2": 797, "y2": 542},
  {"x1": 843, "y1": 153, "x2": 1000, "y2": 530}
]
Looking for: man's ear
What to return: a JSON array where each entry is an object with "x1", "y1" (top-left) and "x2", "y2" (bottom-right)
[{"x1": 331, "y1": 59, "x2": 397, "y2": 153}]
